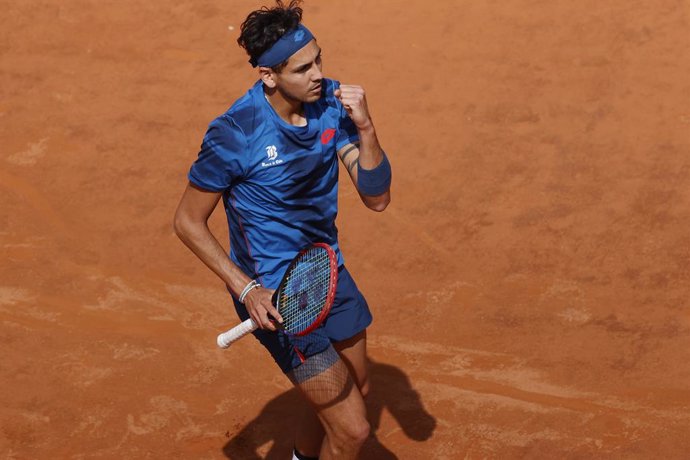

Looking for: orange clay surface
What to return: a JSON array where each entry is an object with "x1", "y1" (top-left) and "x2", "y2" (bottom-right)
[{"x1": 2, "y1": 1, "x2": 690, "y2": 458}]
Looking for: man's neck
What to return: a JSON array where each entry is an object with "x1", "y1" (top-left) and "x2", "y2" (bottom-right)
[{"x1": 264, "y1": 87, "x2": 306, "y2": 127}]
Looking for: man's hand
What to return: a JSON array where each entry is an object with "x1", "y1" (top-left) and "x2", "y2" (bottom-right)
[
  {"x1": 334, "y1": 85, "x2": 373, "y2": 131},
  {"x1": 243, "y1": 287, "x2": 284, "y2": 331}
]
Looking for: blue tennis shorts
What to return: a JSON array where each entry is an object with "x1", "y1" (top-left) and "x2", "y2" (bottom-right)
[{"x1": 232, "y1": 265, "x2": 372, "y2": 373}]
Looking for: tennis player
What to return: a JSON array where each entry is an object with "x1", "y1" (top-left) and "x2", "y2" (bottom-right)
[{"x1": 173, "y1": 1, "x2": 391, "y2": 458}]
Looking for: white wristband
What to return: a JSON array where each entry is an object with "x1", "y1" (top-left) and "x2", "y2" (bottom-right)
[{"x1": 238, "y1": 280, "x2": 261, "y2": 304}]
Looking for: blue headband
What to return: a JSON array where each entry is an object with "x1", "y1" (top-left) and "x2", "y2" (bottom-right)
[{"x1": 253, "y1": 24, "x2": 314, "y2": 68}]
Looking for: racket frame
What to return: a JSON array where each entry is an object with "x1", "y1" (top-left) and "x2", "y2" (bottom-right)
[
  {"x1": 216, "y1": 242, "x2": 338, "y2": 348},
  {"x1": 274, "y1": 242, "x2": 338, "y2": 337}
]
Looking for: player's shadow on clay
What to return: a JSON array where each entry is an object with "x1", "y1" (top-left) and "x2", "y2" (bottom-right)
[{"x1": 222, "y1": 359, "x2": 436, "y2": 459}]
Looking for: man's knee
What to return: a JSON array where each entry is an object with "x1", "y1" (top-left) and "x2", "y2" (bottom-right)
[
  {"x1": 329, "y1": 417, "x2": 370, "y2": 454},
  {"x1": 349, "y1": 417, "x2": 370, "y2": 444}
]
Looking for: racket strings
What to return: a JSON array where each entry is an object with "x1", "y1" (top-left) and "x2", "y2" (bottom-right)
[{"x1": 279, "y1": 248, "x2": 332, "y2": 334}]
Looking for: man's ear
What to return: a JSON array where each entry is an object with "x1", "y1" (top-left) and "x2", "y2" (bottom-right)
[{"x1": 259, "y1": 67, "x2": 277, "y2": 89}]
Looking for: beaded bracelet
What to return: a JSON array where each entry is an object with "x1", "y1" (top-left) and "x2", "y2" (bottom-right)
[{"x1": 238, "y1": 279, "x2": 261, "y2": 304}]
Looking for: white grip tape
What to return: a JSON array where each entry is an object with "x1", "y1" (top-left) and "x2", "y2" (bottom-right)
[{"x1": 217, "y1": 318, "x2": 258, "y2": 348}]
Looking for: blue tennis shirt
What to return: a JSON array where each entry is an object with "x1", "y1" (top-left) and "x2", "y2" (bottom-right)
[{"x1": 188, "y1": 78, "x2": 359, "y2": 289}]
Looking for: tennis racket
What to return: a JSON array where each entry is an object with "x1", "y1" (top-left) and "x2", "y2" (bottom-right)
[{"x1": 217, "y1": 243, "x2": 338, "y2": 349}]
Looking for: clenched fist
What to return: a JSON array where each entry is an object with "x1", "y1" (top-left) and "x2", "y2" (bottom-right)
[{"x1": 334, "y1": 85, "x2": 373, "y2": 131}]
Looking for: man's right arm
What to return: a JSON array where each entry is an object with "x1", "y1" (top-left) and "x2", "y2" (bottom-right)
[{"x1": 173, "y1": 182, "x2": 282, "y2": 330}]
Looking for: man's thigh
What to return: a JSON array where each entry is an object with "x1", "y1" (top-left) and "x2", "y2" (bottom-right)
[
  {"x1": 289, "y1": 347, "x2": 367, "y2": 436},
  {"x1": 334, "y1": 330, "x2": 369, "y2": 395}
]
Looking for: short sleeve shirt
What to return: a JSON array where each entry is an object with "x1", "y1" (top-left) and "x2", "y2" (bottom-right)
[{"x1": 188, "y1": 78, "x2": 359, "y2": 288}]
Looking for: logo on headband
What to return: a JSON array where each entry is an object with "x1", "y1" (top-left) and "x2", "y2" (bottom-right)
[{"x1": 254, "y1": 24, "x2": 313, "y2": 68}]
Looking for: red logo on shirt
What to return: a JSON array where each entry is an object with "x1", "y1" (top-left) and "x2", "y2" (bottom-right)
[{"x1": 321, "y1": 128, "x2": 336, "y2": 145}]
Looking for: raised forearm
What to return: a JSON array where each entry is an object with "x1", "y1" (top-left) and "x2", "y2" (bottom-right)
[
  {"x1": 356, "y1": 125, "x2": 391, "y2": 211},
  {"x1": 335, "y1": 84, "x2": 392, "y2": 210},
  {"x1": 356, "y1": 124, "x2": 383, "y2": 169}
]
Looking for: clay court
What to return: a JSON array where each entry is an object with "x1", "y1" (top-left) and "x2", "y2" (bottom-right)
[{"x1": 2, "y1": 0, "x2": 690, "y2": 458}]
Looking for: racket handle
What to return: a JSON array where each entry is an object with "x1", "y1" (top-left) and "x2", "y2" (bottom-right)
[{"x1": 217, "y1": 318, "x2": 258, "y2": 349}]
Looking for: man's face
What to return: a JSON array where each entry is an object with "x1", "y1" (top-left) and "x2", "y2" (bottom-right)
[{"x1": 272, "y1": 40, "x2": 323, "y2": 103}]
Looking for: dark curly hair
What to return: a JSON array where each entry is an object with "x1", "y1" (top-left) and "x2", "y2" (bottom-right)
[{"x1": 238, "y1": 0, "x2": 304, "y2": 71}]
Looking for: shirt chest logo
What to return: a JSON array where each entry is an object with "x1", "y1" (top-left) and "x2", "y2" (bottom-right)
[
  {"x1": 266, "y1": 145, "x2": 278, "y2": 160},
  {"x1": 261, "y1": 145, "x2": 284, "y2": 168},
  {"x1": 321, "y1": 128, "x2": 336, "y2": 145}
]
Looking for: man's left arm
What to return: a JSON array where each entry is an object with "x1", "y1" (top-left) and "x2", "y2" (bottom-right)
[{"x1": 335, "y1": 84, "x2": 391, "y2": 212}]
